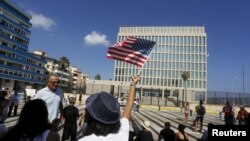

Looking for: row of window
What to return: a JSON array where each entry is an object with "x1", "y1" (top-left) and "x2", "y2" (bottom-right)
[
  {"x1": 154, "y1": 45, "x2": 206, "y2": 53},
  {"x1": 24, "y1": 65, "x2": 42, "y2": 74},
  {"x1": 116, "y1": 61, "x2": 206, "y2": 72},
  {"x1": 0, "y1": 68, "x2": 43, "y2": 81},
  {"x1": 120, "y1": 27, "x2": 205, "y2": 35},
  {"x1": 115, "y1": 68, "x2": 206, "y2": 80},
  {"x1": 149, "y1": 54, "x2": 207, "y2": 62},
  {"x1": 1, "y1": 39, "x2": 27, "y2": 52},
  {"x1": 0, "y1": 46, "x2": 44, "y2": 69},
  {"x1": 0, "y1": 50, "x2": 15, "y2": 58},
  {"x1": 118, "y1": 35, "x2": 206, "y2": 46},
  {"x1": 0, "y1": 27, "x2": 28, "y2": 46},
  {"x1": 140, "y1": 91, "x2": 206, "y2": 100},
  {"x1": 0, "y1": 19, "x2": 30, "y2": 38},
  {"x1": 0, "y1": 8, "x2": 30, "y2": 30},
  {"x1": 115, "y1": 76, "x2": 206, "y2": 89},
  {"x1": 0, "y1": 60, "x2": 44, "y2": 75}
]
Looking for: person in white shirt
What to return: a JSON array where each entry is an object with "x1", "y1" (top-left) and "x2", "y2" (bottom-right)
[
  {"x1": 78, "y1": 75, "x2": 140, "y2": 141},
  {"x1": 8, "y1": 88, "x2": 20, "y2": 117},
  {"x1": 34, "y1": 74, "x2": 63, "y2": 124},
  {"x1": 184, "y1": 102, "x2": 190, "y2": 122}
]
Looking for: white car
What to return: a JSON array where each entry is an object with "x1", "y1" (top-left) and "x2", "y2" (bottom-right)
[{"x1": 118, "y1": 97, "x2": 127, "y2": 107}]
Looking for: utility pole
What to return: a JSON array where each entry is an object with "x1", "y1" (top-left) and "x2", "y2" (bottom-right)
[{"x1": 242, "y1": 65, "x2": 245, "y2": 104}]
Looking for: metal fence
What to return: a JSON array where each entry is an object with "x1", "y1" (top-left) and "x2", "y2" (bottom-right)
[
  {"x1": 207, "y1": 91, "x2": 250, "y2": 106},
  {"x1": 85, "y1": 82, "x2": 250, "y2": 106}
]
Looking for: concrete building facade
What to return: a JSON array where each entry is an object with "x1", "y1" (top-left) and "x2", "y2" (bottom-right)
[
  {"x1": 0, "y1": 0, "x2": 46, "y2": 90},
  {"x1": 113, "y1": 26, "x2": 208, "y2": 103}
]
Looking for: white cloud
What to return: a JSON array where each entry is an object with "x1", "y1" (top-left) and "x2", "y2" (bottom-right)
[
  {"x1": 29, "y1": 11, "x2": 56, "y2": 31},
  {"x1": 84, "y1": 31, "x2": 110, "y2": 46}
]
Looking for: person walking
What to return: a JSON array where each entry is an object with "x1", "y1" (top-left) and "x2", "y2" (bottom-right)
[
  {"x1": 78, "y1": 75, "x2": 140, "y2": 141},
  {"x1": 158, "y1": 122, "x2": 175, "y2": 141},
  {"x1": 34, "y1": 74, "x2": 63, "y2": 129},
  {"x1": 8, "y1": 88, "x2": 20, "y2": 117},
  {"x1": 135, "y1": 120, "x2": 154, "y2": 141},
  {"x1": 133, "y1": 99, "x2": 139, "y2": 112},
  {"x1": 184, "y1": 102, "x2": 190, "y2": 122},
  {"x1": 1, "y1": 99, "x2": 60, "y2": 141},
  {"x1": 236, "y1": 105, "x2": 248, "y2": 125},
  {"x1": 192, "y1": 100, "x2": 206, "y2": 132},
  {"x1": 61, "y1": 94, "x2": 79, "y2": 141},
  {"x1": 222, "y1": 101, "x2": 235, "y2": 125}
]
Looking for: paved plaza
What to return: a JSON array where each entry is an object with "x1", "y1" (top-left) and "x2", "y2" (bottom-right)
[{"x1": 4, "y1": 101, "x2": 227, "y2": 141}]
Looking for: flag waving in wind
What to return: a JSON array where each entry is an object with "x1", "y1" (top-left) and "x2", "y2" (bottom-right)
[{"x1": 107, "y1": 37, "x2": 156, "y2": 68}]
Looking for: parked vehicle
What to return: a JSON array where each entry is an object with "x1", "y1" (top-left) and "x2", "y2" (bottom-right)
[{"x1": 118, "y1": 97, "x2": 127, "y2": 107}]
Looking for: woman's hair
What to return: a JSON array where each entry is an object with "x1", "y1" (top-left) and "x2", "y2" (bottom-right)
[
  {"x1": 178, "y1": 124, "x2": 187, "y2": 140},
  {"x1": 84, "y1": 109, "x2": 121, "y2": 136},
  {"x1": 1, "y1": 99, "x2": 49, "y2": 141}
]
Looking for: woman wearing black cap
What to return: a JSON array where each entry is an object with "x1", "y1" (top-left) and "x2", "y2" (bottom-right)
[{"x1": 78, "y1": 75, "x2": 140, "y2": 141}]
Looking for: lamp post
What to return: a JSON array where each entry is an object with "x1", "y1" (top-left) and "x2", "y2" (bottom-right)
[
  {"x1": 120, "y1": 82, "x2": 123, "y2": 98},
  {"x1": 92, "y1": 80, "x2": 95, "y2": 94},
  {"x1": 158, "y1": 88, "x2": 160, "y2": 111},
  {"x1": 231, "y1": 76, "x2": 238, "y2": 94}
]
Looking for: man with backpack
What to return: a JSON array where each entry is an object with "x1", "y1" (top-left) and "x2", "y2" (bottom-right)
[
  {"x1": 193, "y1": 100, "x2": 206, "y2": 132},
  {"x1": 222, "y1": 101, "x2": 235, "y2": 125}
]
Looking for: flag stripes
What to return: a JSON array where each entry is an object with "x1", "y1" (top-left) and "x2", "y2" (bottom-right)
[{"x1": 107, "y1": 37, "x2": 156, "y2": 67}]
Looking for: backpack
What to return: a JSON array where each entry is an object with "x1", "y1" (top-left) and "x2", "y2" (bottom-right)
[{"x1": 198, "y1": 105, "x2": 206, "y2": 115}]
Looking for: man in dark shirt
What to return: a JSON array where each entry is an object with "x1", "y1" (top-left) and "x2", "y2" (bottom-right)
[
  {"x1": 135, "y1": 120, "x2": 153, "y2": 141},
  {"x1": 158, "y1": 122, "x2": 175, "y2": 141},
  {"x1": 61, "y1": 95, "x2": 79, "y2": 141}
]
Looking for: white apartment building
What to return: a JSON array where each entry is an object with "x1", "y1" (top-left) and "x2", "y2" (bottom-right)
[
  {"x1": 69, "y1": 66, "x2": 86, "y2": 94},
  {"x1": 32, "y1": 50, "x2": 71, "y2": 91}
]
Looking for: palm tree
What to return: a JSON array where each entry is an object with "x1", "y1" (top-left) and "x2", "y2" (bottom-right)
[
  {"x1": 95, "y1": 74, "x2": 101, "y2": 80},
  {"x1": 58, "y1": 56, "x2": 70, "y2": 92},
  {"x1": 181, "y1": 71, "x2": 190, "y2": 103},
  {"x1": 43, "y1": 71, "x2": 51, "y2": 87},
  {"x1": 59, "y1": 56, "x2": 70, "y2": 72}
]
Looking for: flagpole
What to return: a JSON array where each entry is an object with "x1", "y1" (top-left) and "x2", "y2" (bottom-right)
[{"x1": 242, "y1": 64, "x2": 245, "y2": 104}]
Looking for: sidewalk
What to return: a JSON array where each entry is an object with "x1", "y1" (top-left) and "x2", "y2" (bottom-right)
[{"x1": 140, "y1": 104, "x2": 250, "y2": 115}]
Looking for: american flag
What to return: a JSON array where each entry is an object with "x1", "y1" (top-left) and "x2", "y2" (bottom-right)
[{"x1": 107, "y1": 37, "x2": 156, "y2": 68}]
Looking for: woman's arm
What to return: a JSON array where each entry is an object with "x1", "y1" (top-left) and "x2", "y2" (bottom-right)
[{"x1": 122, "y1": 75, "x2": 140, "y2": 120}]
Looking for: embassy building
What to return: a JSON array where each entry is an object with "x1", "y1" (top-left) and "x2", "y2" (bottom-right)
[
  {"x1": 0, "y1": 0, "x2": 46, "y2": 90},
  {"x1": 113, "y1": 26, "x2": 207, "y2": 104}
]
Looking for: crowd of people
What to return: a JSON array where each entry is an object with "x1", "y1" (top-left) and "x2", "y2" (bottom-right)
[{"x1": 0, "y1": 74, "x2": 250, "y2": 141}]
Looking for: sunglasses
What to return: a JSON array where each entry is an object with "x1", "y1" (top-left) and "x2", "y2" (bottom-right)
[{"x1": 50, "y1": 81, "x2": 59, "y2": 84}]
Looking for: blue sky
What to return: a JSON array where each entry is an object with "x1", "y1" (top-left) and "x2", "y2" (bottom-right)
[{"x1": 11, "y1": 0, "x2": 250, "y2": 93}]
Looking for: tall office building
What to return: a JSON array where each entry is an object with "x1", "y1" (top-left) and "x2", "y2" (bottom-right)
[
  {"x1": 114, "y1": 26, "x2": 207, "y2": 103},
  {"x1": 0, "y1": 0, "x2": 46, "y2": 90}
]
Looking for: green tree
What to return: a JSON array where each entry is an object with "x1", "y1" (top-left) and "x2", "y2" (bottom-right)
[
  {"x1": 58, "y1": 56, "x2": 70, "y2": 92},
  {"x1": 43, "y1": 71, "x2": 50, "y2": 87},
  {"x1": 59, "y1": 56, "x2": 70, "y2": 72},
  {"x1": 67, "y1": 74, "x2": 74, "y2": 93},
  {"x1": 95, "y1": 74, "x2": 101, "y2": 80},
  {"x1": 181, "y1": 71, "x2": 190, "y2": 103}
]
